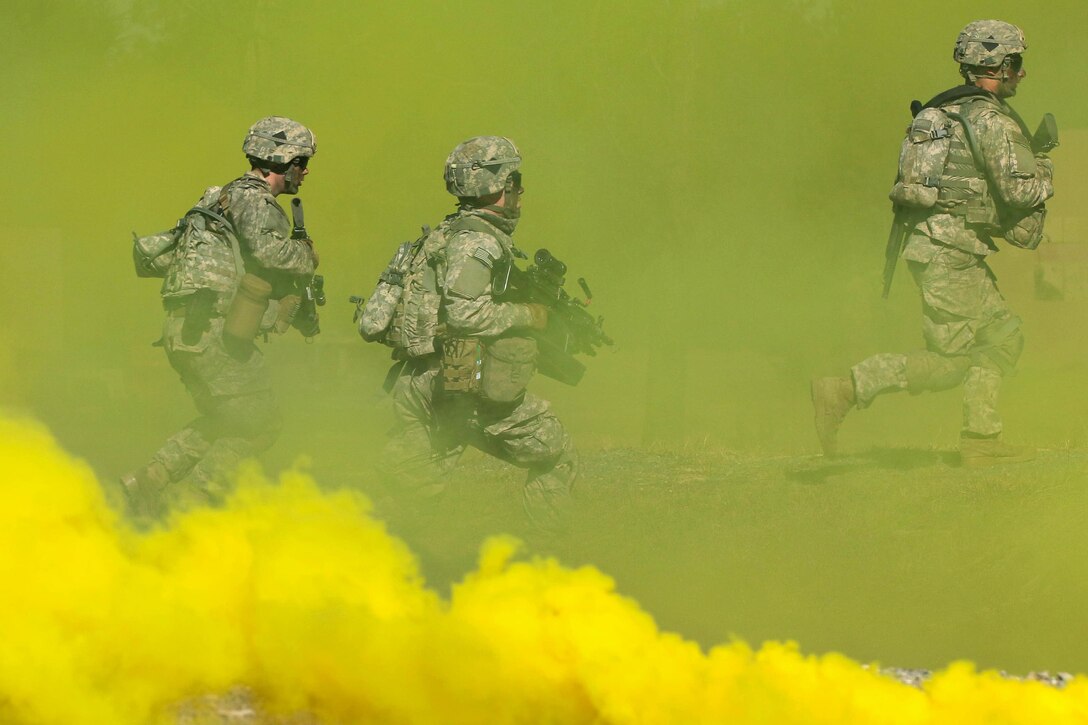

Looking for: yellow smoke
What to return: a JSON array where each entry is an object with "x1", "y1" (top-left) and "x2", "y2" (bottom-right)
[{"x1": 1, "y1": 415, "x2": 1086, "y2": 724}]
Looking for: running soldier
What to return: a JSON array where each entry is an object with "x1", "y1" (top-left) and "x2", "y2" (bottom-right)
[
  {"x1": 812, "y1": 21, "x2": 1053, "y2": 466},
  {"x1": 122, "y1": 116, "x2": 320, "y2": 515}
]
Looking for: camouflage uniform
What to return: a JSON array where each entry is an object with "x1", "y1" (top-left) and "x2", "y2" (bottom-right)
[
  {"x1": 125, "y1": 117, "x2": 318, "y2": 509},
  {"x1": 814, "y1": 22, "x2": 1053, "y2": 456},
  {"x1": 373, "y1": 137, "x2": 577, "y2": 532}
]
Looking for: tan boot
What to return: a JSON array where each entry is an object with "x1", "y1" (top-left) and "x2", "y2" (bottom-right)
[
  {"x1": 960, "y1": 437, "x2": 1036, "y2": 468},
  {"x1": 120, "y1": 461, "x2": 170, "y2": 520},
  {"x1": 811, "y1": 376, "x2": 856, "y2": 457}
]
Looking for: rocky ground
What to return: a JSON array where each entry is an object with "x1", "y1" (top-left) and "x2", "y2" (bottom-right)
[{"x1": 873, "y1": 667, "x2": 1076, "y2": 690}]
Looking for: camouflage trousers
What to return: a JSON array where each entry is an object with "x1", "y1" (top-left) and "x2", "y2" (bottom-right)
[
  {"x1": 852, "y1": 243, "x2": 1023, "y2": 437},
  {"x1": 145, "y1": 315, "x2": 282, "y2": 501},
  {"x1": 383, "y1": 355, "x2": 577, "y2": 533}
]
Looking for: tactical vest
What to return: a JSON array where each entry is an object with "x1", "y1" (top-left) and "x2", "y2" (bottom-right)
[
  {"x1": 889, "y1": 98, "x2": 1001, "y2": 231},
  {"x1": 433, "y1": 215, "x2": 534, "y2": 402}
]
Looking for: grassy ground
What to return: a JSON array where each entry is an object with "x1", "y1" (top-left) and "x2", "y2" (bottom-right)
[{"x1": 357, "y1": 442, "x2": 1088, "y2": 677}]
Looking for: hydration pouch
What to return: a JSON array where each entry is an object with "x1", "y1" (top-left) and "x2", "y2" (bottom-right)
[
  {"x1": 132, "y1": 228, "x2": 179, "y2": 278},
  {"x1": 223, "y1": 273, "x2": 272, "y2": 341},
  {"x1": 440, "y1": 337, "x2": 482, "y2": 394},
  {"x1": 480, "y1": 336, "x2": 538, "y2": 403},
  {"x1": 888, "y1": 108, "x2": 953, "y2": 209}
]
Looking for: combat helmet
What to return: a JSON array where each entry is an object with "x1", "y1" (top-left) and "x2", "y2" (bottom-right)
[
  {"x1": 444, "y1": 136, "x2": 521, "y2": 198},
  {"x1": 953, "y1": 20, "x2": 1026, "y2": 69},
  {"x1": 243, "y1": 116, "x2": 317, "y2": 166}
]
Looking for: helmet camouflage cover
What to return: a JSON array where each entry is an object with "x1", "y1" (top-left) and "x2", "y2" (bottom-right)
[
  {"x1": 242, "y1": 116, "x2": 317, "y2": 165},
  {"x1": 953, "y1": 20, "x2": 1027, "y2": 68},
  {"x1": 444, "y1": 136, "x2": 521, "y2": 198}
]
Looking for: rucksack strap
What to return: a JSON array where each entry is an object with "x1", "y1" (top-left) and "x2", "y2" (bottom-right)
[{"x1": 202, "y1": 188, "x2": 245, "y2": 280}]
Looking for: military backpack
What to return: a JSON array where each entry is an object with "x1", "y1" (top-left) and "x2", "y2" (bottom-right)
[
  {"x1": 131, "y1": 185, "x2": 246, "y2": 297},
  {"x1": 357, "y1": 221, "x2": 451, "y2": 358}
]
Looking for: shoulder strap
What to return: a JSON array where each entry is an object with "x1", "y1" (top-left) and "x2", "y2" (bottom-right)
[
  {"x1": 212, "y1": 187, "x2": 246, "y2": 280},
  {"x1": 448, "y1": 214, "x2": 499, "y2": 237},
  {"x1": 943, "y1": 101, "x2": 986, "y2": 173}
]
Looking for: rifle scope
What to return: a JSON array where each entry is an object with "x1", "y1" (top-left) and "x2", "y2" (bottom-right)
[{"x1": 534, "y1": 248, "x2": 567, "y2": 279}]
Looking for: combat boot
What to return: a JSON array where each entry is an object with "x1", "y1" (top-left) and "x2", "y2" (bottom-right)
[
  {"x1": 811, "y1": 376, "x2": 856, "y2": 457},
  {"x1": 119, "y1": 461, "x2": 170, "y2": 521},
  {"x1": 959, "y1": 436, "x2": 1036, "y2": 468}
]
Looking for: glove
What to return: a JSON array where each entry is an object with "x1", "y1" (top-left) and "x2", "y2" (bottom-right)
[
  {"x1": 525, "y1": 303, "x2": 549, "y2": 331},
  {"x1": 273, "y1": 295, "x2": 302, "y2": 334},
  {"x1": 293, "y1": 308, "x2": 321, "y2": 338}
]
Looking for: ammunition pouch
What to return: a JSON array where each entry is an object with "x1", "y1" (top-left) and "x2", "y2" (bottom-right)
[{"x1": 440, "y1": 337, "x2": 482, "y2": 395}]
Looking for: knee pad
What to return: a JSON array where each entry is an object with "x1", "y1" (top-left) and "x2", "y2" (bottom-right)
[{"x1": 904, "y1": 351, "x2": 970, "y2": 394}]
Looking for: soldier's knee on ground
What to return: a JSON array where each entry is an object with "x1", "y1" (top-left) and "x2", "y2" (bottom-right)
[{"x1": 522, "y1": 443, "x2": 578, "y2": 535}]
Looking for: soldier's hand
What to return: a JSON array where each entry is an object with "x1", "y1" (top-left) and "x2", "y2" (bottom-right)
[
  {"x1": 525, "y1": 303, "x2": 549, "y2": 331},
  {"x1": 294, "y1": 311, "x2": 320, "y2": 338}
]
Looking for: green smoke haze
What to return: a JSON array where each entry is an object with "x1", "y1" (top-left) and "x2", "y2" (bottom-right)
[{"x1": 3, "y1": 0, "x2": 1087, "y2": 682}]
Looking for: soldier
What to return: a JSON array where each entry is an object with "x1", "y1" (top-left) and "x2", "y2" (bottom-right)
[
  {"x1": 359, "y1": 136, "x2": 577, "y2": 532},
  {"x1": 122, "y1": 116, "x2": 320, "y2": 515},
  {"x1": 812, "y1": 20, "x2": 1053, "y2": 466}
]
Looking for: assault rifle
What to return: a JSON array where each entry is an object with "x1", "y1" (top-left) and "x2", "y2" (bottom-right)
[
  {"x1": 882, "y1": 206, "x2": 914, "y2": 299},
  {"x1": 494, "y1": 248, "x2": 613, "y2": 386},
  {"x1": 291, "y1": 198, "x2": 325, "y2": 335},
  {"x1": 1031, "y1": 113, "x2": 1059, "y2": 153}
]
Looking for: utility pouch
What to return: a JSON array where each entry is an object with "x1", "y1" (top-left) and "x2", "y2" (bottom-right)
[
  {"x1": 1002, "y1": 205, "x2": 1047, "y2": 250},
  {"x1": 180, "y1": 288, "x2": 218, "y2": 346},
  {"x1": 224, "y1": 273, "x2": 272, "y2": 341},
  {"x1": 440, "y1": 337, "x2": 482, "y2": 394},
  {"x1": 480, "y1": 336, "x2": 537, "y2": 403}
]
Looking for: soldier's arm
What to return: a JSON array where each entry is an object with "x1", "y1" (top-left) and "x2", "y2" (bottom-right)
[
  {"x1": 442, "y1": 230, "x2": 534, "y2": 337},
  {"x1": 230, "y1": 187, "x2": 316, "y2": 276},
  {"x1": 976, "y1": 110, "x2": 1054, "y2": 209}
]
